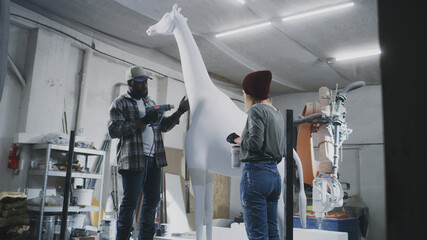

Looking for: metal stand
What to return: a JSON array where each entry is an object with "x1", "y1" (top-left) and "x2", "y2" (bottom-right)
[{"x1": 111, "y1": 165, "x2": 119, "y2": 218}]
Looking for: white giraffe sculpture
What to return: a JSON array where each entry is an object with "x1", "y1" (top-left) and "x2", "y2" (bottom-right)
[{"x1": 147, "y1": 4, "x2": 306, "y2": 240}]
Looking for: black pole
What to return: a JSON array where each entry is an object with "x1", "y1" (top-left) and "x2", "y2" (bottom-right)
[
  {"x1": 185, "y1": 109, "x2": 191, "y2": 213},
  {"x1": 61, "y1": 130, "x2": 75, "y2": 239},
  {"x1": 185, "y1": 160, "x2": 190, "y2": 213},
  {"x1": 160, "y1": 168, "x2": 164, "y2": 223},
  {"x1": 285, "y1": 110, "x2": 294, "y2": 240}
]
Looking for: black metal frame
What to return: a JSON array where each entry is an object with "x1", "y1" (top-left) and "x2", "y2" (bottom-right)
[
  {"x1": 285, "y1": 110, "x2": 294, "y2": 240},
  {"x1": 60, "y1": 130, "x2": 75, "y2": 239}
]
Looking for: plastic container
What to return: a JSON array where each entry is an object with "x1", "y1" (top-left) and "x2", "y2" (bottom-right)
[
  {"x1": 73, "y1": 188, "x2": 93, "y2": 206},
  {"x1": 72, "y1": 213, "x2": 86, "y2": 228},
  {"x1": 231, "y1": 145, "x2": 241, "y2": 168},
  {"x1": 293, "y1": 216, "x2": 359, "y2": 240},
  {"x1": 160, "y1": 223, "x2": 169, "y2": 237},
  {"x1": 101, "y1": 219, "x2": 117, "y2": 240}
]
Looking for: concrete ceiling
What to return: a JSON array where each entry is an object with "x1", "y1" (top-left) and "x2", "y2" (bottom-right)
[{"x1": 11, "y1": 0, "x2": 381, "y2": 96}]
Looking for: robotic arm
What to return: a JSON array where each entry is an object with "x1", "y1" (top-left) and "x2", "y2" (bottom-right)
[{"x1": 295, "y1": 81, "x2": 365, "y2": 228}]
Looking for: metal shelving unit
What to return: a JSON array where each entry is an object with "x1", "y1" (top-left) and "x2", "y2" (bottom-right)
[
  {"x1": 27, "y1": 205, "x2": 100, "y2": 212},
  {"x1": 29, "y1": 170, "x2": 102, "y2": 179},
  {"x1": 25, "y1": 143, "x2": 106, "y2": 240}
]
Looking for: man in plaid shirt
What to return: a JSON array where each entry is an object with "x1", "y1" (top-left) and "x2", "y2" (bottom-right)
[{"x1": 108, "y1": 66, "x2": 189, "y2": 240}]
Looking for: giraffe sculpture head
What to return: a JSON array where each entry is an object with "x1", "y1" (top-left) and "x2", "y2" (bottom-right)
[{"x1": 146, "y1": 4, "x2": 187, "y2": 36}]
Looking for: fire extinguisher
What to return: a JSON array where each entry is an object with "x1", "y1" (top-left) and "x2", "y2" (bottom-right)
[{"x1": 8, "y1": 144, "x2": 20, "y2": 169}]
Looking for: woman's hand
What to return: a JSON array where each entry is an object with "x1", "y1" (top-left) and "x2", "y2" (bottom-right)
[
  {"x1": 234, "y1": 137, "x2": 242, "y2": 146},
  {"x1": 226, "y1": 132, "x2": 240, "y2": 144}
]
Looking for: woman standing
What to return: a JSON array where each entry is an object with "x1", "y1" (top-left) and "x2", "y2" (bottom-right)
[{"x1": 227, "y1": 70, "x2": 285, "y2": 240}]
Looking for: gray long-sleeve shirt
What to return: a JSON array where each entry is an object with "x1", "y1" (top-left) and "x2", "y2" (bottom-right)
[{"x1": 239, "y1": 103, "x2": 285, "y2": 162}]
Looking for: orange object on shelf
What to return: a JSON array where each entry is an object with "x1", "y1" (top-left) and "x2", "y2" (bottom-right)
[{"x1": 294, "y1": 210, "x2": 349, "y2": 219}]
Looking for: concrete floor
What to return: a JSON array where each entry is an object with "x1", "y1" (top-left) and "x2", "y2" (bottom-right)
[{"x1": 153, "y1": 224, "x2": 348, "y2": 240}]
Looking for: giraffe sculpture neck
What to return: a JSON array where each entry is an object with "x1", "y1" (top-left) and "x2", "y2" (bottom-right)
[{"x1": 172, "y1": 18, "x2": 218, "y2": 103}]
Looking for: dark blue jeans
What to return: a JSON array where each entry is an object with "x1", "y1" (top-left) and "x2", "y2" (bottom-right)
[
  {"x1": 116, "y1": 156, "x2": 161, "y2": 240},
  {"x1": 240, "y1": 160, "x2": 282, "y2": 240}
]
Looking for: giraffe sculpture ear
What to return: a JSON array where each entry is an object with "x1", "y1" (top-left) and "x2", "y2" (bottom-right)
[
  {"x1": 172, "y1": 4, "x2": 178, "y2": 12},
  {"x1": 172, "y1": 4, "x2": 187, "y2": 21}
]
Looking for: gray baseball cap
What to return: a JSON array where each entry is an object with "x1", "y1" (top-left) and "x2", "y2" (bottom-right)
[{"x1": 126, "y1": 66, "x2": 153, "y2": 82}]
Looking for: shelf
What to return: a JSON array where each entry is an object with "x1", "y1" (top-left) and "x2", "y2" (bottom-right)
[
  {"x1": 29, "y1": 170, "x2": 102, "y2": 179},
  {"x1": 28, "y1": 205, "x2": 99, "y2": 212},
  {"x1": 32, "y1": 143, "x2": 105, "y2": 156},
  {"x1": 25, "y1": 141, "x2": 106, "y2": 239}
]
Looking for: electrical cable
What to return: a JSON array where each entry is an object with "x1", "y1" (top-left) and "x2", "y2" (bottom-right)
[
  {"x1": 10, "y1": 13, "x2": 245, "y2": 104},
  {"x1": 10, "y1": 13, "x2": 183, "y2": 83},
  {"x1": 142, "y1": 98, "x2": 156, "y2": 158}
]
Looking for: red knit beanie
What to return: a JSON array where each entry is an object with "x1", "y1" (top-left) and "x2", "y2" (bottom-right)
[{"x1": 242, "y1": 70, "x2": 272, "y2": 100}]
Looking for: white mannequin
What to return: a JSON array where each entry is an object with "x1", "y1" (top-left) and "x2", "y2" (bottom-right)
[{"x1": 147, "y1": 4, "x2": 306, "y2": 240}]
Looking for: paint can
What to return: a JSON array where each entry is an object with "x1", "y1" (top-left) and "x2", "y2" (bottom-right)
[
  {"x1": 231, "y1": 145, "x2": 241, "y2": 168},
  {"x1": 29, "y1": 215, "x2": 56, "y2": 240},
  {"x1": 73, "y1": 188, "x2": 93, "y2": 206}
]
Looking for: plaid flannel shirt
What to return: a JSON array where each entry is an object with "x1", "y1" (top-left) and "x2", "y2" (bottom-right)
[{"x1": 108, "y1": 93, "x2": 181, "y2": 172}]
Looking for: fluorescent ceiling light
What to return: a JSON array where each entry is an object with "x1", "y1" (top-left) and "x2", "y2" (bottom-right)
[
  {"x1": 237, "y1": 0, "x2": 245, "y2": 4},
  {"x1": 335, "y1": 49, "x2": 382, "y2": 61},
  {"x1": 215, "y1": 22, "x2": 272, "y2": 38},
  {"x1": 282, "y1": 2, "x2": 354, "y2": 22}
]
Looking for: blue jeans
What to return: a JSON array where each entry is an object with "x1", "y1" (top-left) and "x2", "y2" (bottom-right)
[
  {"x1": 116, "y1": 156, "x2": 161, "y2": 240},
  {"x1": 240, "y1": 160, "x2": 282, "y2": 240}
]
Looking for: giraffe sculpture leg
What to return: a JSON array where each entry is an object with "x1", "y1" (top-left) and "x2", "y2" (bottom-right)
[
  {"x1": 189, "y1": 168, "x2": 207, "y2": 240},
  {"x1": 204, "y1": 173, "x2": 215, "y2": 240}
]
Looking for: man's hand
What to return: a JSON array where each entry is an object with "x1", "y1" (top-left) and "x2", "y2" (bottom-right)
[
  {"x1": 178, "y1": 96, "x2": 190, "y2": 114},
  {"x1": 141, "y1": 111, "x2": 160, "y2": 125},
  {"x1": 226, "y1": 132, "x2": 240, "y2": 144}
]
